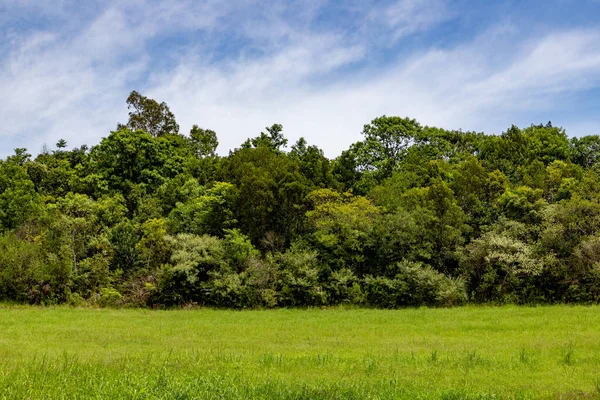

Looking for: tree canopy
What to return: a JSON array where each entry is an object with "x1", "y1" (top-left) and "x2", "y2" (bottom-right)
[{"x1": 1, "y1": 91, "x2": 600, "y2": 308}]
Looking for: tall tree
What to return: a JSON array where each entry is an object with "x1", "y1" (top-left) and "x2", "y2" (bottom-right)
[
  {"x1": 0, "y1": 154, "x2": 40, "y2": 231},
  {"x1": 570, "y1": 135, "x2": 600, "y2": 168},
  {"x1": 118, "y1": 90, "x2": 180, "y2": 137},
  {"x1": 357, "y1": 116, "x2": 423, "y2": 178},
  {"x1": 243, "y1": 124, "x2": 288, "y2": 152},
  {"x1": 190, "y1": 125, "x2": 218, "y2": 158}
]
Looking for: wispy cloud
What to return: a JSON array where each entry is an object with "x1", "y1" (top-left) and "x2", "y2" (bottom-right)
[
  {"x1": 371, "y1": 0, "x2": 453, "y2": 40},
  {"x1": 1, "y1": 1, "x2": 600, "y2": 158},
  {"x1": 0, "y1": 0, "x2": 233, "y2": 153},
  {"x1": 148, "y1": 26, "x2": 600, "y2": 156}
]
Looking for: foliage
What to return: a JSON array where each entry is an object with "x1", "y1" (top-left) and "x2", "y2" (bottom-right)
[
  {"x1": 0, "y1": 156, "x2": 40, "y2": 231},
  {"x1": 168, "y1": 182, "x2": 237, "y2": 236},
  {"x1": 0, "y1": 233, "x2": 45, "y2": 302},
  {"x1": 363, "y1": 260, "x2": 467, "y2": 308},
  {"x1": 306, "y1": 189, "x2": 380, "y2": 274},
  {"x1": 465, "y1": 231, "x2": 543, "y2": 302},
  {"x1": 118, "y1": 90, "x2": 179, "y2": 137},
  {"x1": 276, "y1": 245, "x2": 327, "y2": 306},
  {"x1": 190, "y1": 125, "x2": 218, "y2": 158},
  {"x1": 1, "y1": 90, "x2": 600, "y2": 307},
  {"x1": 354, "y1": 116, "x2": 422, "y2": 186}
]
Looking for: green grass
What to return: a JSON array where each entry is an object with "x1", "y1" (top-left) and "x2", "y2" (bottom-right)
[{"x1": 0, "y1": 305, "x2": 599, "y2": 399}]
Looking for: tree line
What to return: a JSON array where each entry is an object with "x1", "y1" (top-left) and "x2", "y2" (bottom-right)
[{"x1": 2, "y1": 90, "x2": 600, "y2": 307}]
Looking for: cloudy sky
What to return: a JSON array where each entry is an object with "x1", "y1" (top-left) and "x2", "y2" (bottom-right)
[{"x1": 2, "y1": 0, "x2": 600, "y2": 157}]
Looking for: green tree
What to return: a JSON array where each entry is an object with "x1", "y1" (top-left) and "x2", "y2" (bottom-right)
[
  {"x1": 159, "y1": 234, "x2": 228, "y2": 305},
  {"x1": 28, "y1": 151, "x2": 77, "y2": 197},
  {"x1": 276, "y1": 244, "x2": 327, "y2": 306},
  {"x1": 109, "y1": 220, "x2": 140, "y2": 272},
  {"x1": 190, "y1": 125, "x2": 218, "y2": 158},
  {"x1": 356, "y1": 116, "x2": 422, "y2": 180},
  {"x1": 0, "y1": 154, "x2": 40, "y2": 231},
  {"x1": 55, "y1": 139, "x2": 68, "y2": 150},
  {"x1": 221, "y1": 146, "x2": 310, "y2": 247},
  {"x1": 168, "y1": 182, "x2": 237, "y2": 236},
  {"x1": 118, "y1": 90, "x2": 179, "y2": 137},
  {"x1": 465, "y1": 231, "x2": 543, "y2": 302},
  {"x1": 496, "y1": 186, "x2": 547, "y2": 225},
  {"x1": 522, "y1": 123, "x2": 570, "y2": 165},
  {"x1": 450, "y1": 158, "x2": 508, "y2": 233},
  {"x1": 0, "y1": 233, "x2": 44, "y2": 302},
  {"x1": 570, "y1": 135, "x2": 600, "y2": 168},
  {"x1": 332, "y1": 146, "x2": 363, "y2": 193},
  {"x1": 540, "y1": 195, "x2": 600, "y2": 258},
  {"x1": 306, "y1": 189, "x2": 380, "y2": 275},
  {"x1": 90, "y1": 128, "x2": 187, "y2": 209},
  {"x1": 290, "y1": 138, "x2": 338, "y2": 189},
  {"x1": 245, "y1": 124, "x2": 288, "y2": 152},
  {"x1": 421, "y1": 179, "x2": 470, "y2": 274},
  {"x1": 137, "y1": 218, "x2": 172, "y2": 270},
  {"x1": 52, "y1": 193, "x2": 99, "y2": 273}
]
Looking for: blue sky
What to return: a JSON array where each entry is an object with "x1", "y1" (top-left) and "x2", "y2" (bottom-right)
[{"x1": 2, "y1": 0, "x2": 600, "y2": 157}]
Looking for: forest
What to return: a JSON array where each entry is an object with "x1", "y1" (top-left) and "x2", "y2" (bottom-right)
[{"x1": 2, "y1": 91, "x2": 600, "y2": 308}]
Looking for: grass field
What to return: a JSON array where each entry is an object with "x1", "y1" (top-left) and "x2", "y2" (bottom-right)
[{"x1": 0, "y1": 305, "x2": 599, "y2": 399}]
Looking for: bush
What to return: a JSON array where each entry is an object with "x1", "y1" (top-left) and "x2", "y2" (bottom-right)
[
  {"x1": 72, "y1": 253, "x2": 113, "y2": 298},
  {"x1": 202, "y1": 271, "x2": 249, "y2": 308},
  {"x1": 276, "y1": 246, "x2": 327, "y2": 306},
  {"x1": 223, "y1": 229, "x2": 259, "y2": 271},
  {"x1": 327, "y1": 268, "x2": 364, "y2": 305},
  {"x1": 465, "y1": 231, "x2": 543, "y2": 302},
  {"x1": 0, "y1": 233, "x2": 45, "y2": 302},
  {"x1": 158, "y1": 233, "x2": 228, "y2": 305},
  {"x1": 67, "y1": 292, "x2": 86, "y2": 307},
  {"x1": 363, "y1": 261, "x2": 466, "y2": 308},
  {"x1": 568, "y1": 236, "x2": 600, "y2": 302},
  {"x1": 396, "y1": 261, "x2": 467, "y2": 306},
  {"x1": 244, "y1": 257, "x2": 279, "y2": 307},
  {"x1": 121, "y1": 273, "x2": 157, "y2": 307},
  {"x1": 363, "y1": 275, "x2": 405, "y2": 308},
  {"x1": 98, "y1": 287, "x2": 123, "y2": 307}
]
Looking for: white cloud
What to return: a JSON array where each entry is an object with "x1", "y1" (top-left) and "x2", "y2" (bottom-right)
[
  {"x1": 2, "y1": 1, "x2": 600, "y2": 159},
  {"x1": 0, "y1": 0, "x2": 233, "y2": 154},
  {"x1": 371, "y1": 0, "x2": 453, "y2": 40},
  {"x1": 147, "y1": 27, "x2": 600, "y2": 157}
]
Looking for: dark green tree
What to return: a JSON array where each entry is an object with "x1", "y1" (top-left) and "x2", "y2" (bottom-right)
[
  {"x1": 190, "y1": 125, "x2": 218, "y2": 158},
  {"x1": 0, "y1": 152, "x2": 40, "y2": 231},
  {"x1": 243, "y1": 124, "x2": 288, "y2": 152},
  {"x1": 118, "y1": 90, "x2": 180, "y2": 137},
  {"x1": 356, "y1": 116, "x2": 423, "y2": 179}
]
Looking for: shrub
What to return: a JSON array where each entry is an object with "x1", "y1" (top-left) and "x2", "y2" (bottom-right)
[
  {"x1": 202, "y1": 271, "x2": 249, "y2": 308},
  {"x1": 396, "y1": 260, "x2": 467, "y2": 306},
  {"x1": 223, "y1": 229, "x2": 259, "y2": 271},
  {"x1": 276, "y1": 246, "x2": 327, "y2": 306},
  {"x1": 0, "y1": 233, "x2": 45, "y2": 302},
  {"x1": 121, "y1": 273, "x2": 157, "y2": 307},
  {"x1": 244, "y1": 256, "x2": 279, "y2": 307},
  {"x1": 363, "y1": 260, "x2": 466, "y2": 308},
  {"x1": 72, "y1": 253, "x2": 113, "y2": 298},
  {"x1": 67, "y1": 292, "x2": 86, "y2": 307},
  {"x1": 465, "y1": 231, "x2": 543, "y2": 302},
  {"x1": 327, "y1": 268, "x2": 364, "y2": 305},
  {"x1": 98, "y1": 287, "x2": 123, "y2": 307},
  {"x1": 363, "y1": 275, "x2": 405, "y2": 308},
  {"x1": 157, "y1": 233, "x2": 230, "y2": 305}
]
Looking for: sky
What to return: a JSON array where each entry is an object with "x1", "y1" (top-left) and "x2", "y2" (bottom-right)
[{"x1": 2, "y1": 0, "x2": 600, "y2": 158}]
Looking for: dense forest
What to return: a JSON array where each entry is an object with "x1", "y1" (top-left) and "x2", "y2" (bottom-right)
[{"x1": 2, "y1": 91, "x2": 600, "y2": 308}]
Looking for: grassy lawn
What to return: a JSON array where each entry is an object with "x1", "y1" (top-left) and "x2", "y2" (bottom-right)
[{"x1": 0, "y1": 305, "x2": 599, "y2": 399}]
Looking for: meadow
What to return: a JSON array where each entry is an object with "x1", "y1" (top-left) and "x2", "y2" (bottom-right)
[{"x1": 0, "y1": 305, "x2": 599, "y2": 399}]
